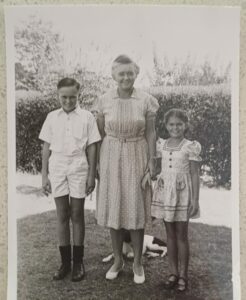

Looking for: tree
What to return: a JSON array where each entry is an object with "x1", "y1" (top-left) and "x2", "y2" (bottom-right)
[{"x1": 15, "y1": 16, "x2": 63, "y2": 91}]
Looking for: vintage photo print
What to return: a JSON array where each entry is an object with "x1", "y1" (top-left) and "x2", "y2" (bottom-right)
[{"x1": 5, "y1": 5, "x2": 240, "y2": 300}]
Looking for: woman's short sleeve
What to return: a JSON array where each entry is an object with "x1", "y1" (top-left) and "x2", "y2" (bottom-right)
[
  {"x1": 186, "y1": 141, "x2": 202, "y2": 162},
  {"x1": 94, "y1": 97, "x2": 104, "y2": 120},
  {"x1": 146, "y1": 95, "x2": 159, "y2": 119}
]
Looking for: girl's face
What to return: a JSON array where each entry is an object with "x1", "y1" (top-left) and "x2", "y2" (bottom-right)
[
  {"x1": 112, "y1": 63, "x2": 137, "y2": 91},
  {"x1": 166, "y1": 116, "x2": 187, "y2": 138}
]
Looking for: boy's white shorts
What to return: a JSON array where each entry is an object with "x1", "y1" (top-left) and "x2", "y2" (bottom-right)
[{"x1": 49, "y1": 153, "x2": 88, "y2": 199}]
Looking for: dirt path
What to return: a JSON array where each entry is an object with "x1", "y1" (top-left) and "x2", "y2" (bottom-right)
[{"x1": 16, "y1": 173, "x2": 232, "y2": 227}]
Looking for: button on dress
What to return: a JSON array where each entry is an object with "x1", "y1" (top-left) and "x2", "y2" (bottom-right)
[
  {"x1": 151, "y1": 138, "x2": 202, "y2": 222},
  {"x1": 96, "y1": 89, "x2": 159, "y2": 230}
]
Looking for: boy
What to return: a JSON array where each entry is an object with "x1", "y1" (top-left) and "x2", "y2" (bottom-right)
[{"x1": 39, "y1": 78, "x2": 101, "y2": 282}]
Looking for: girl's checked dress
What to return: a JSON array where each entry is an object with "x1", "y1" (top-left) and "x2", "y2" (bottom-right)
[
  {"x1": 151, "y1": 138, "x2": 202, "y2": 222},
  {"x1": 96, "y1": 88, "x2": 159, "y2": 230}
]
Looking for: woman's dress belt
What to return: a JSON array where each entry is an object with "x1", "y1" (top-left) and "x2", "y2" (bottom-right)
[{"x1": 106, "y1": 135, "x2": 145, "y2": 143}]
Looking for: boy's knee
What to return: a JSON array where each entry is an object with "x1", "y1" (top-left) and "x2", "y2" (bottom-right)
[
  {"x1": 57, "y1": 210, "x2": 70, "y2": 224},
  {"x1": 71, "y1": 209, "x2": 84, "y2": 223},
  {"x1": 176, "y1": 232, "x2": 188, "y2": 243}
]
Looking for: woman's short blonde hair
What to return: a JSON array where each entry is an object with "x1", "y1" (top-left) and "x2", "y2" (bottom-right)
[{"x1": 111, "y1": 55, "x2": 140, "y2": 78}]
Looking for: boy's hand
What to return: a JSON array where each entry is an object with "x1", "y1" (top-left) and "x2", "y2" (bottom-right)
[
  {"x1": 188, "y1": 200, "x2": 199, "y2": 217},
  {"x1": 86, "y1": 175, "x2": 95, "y2": 196},
  {"x1": 42, "y1": 176, "x2": 51, "y2": 196},
  {"x1": 95, "y1": 163, "x2": 100, "y2": 180}
]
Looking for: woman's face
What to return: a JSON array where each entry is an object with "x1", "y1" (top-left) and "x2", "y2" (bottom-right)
[
  {"x1": 166, "y1": 116, "x2": 186, "y2": 138},
  {"x1": 113, "y1": 63, "x2": 137, "y2": 91}
]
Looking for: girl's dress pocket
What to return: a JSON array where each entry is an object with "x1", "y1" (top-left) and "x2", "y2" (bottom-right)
[
  {"x1": 176, "y1": 174, "x2": 186, "y2": 191},
  {"x1": 156, "y1": 176, "x2": 165, "y2": 192}
]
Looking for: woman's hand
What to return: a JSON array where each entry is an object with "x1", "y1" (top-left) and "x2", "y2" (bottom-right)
[
  {"x1": 188, "y1": 200, "x2": 199, "y2": 217},
  {"x1": 86, "y1": 174, "x2": 96, "y2": 196},
  {"x1": 42, "y1": 175, "x2": 51, "y2": 196},
  {"x1": 148, "y1": 158, "x2": 157, "y2": 180},
  {"x1": 141, "y1": 172, "x2": 151, "y2": 190}
]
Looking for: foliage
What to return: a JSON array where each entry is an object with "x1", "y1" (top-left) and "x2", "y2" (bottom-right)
[
  {"x1": 16, "y1": 84, "x2": 231, "y2": 188},
  {"x1": 151, "y1": 51, "x2": 231, "y2": 87},
  {"x1": 15, "y1": 16, "x2": 64, "y2": 91},
  {"x1": 149, "y1": 84, "x2": 231, "y2": 188}
]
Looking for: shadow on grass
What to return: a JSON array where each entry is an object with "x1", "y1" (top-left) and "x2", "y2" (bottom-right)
[{"x1": 18, "y1": 210, "x2": 232, "y2": 300}]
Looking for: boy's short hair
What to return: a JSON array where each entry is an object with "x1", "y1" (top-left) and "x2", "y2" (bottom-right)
[{"x1": 57, "y1": 78, "x2": 80, "y2": 90}]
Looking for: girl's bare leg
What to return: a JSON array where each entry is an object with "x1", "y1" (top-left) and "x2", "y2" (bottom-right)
[
  {"x1": 164, "y1": 221, "x2": 179, "y2": 276},
  {"x1": 176, "y1": 221, "x2": 189, "y2": 279}
]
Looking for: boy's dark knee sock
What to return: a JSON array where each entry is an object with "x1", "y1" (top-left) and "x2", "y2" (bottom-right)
[
  {"x1": 73, "y1": 245, "x2": 84, "y2": 263},
  {"x1": 59, "y1": 245, "x2": 72, "y2": 265},
  {"x1": 53, "y1": 245, "x2": 71, "y2": 280},
  {"x1": 72, "y1": 245, "x2": 85, "y2": 282}
]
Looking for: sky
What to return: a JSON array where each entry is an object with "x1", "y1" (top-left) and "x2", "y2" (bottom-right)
[{"x1": 8, "y1": 5, "x2": 240, "y2": 85}]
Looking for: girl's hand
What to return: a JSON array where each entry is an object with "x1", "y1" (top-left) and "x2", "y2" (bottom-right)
[
  {"x1": 141, "y1": 172, "x2": 151, "y2": 190},
  {"x1": 188, "y1": 201, "x2": 199, "y2": 217},
  {"x1": 86, "y1": 175, "x2": 96, "y2": 196},
  {"x1": 42, "y1": 176, "x2": 51, "y2": 196}
]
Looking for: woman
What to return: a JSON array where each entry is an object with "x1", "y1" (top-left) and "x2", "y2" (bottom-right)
[{"x1": 96, "y1": 55, "x2": 159, "y2": 284}]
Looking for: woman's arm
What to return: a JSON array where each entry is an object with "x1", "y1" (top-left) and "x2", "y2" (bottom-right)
[
  {"x1": 41, "y1": 142, "x2": 51, "y2": 196},
  {"x1": 96, "y1": 116, "x2": 105, "y2": 176},
  {"x1": 189, "y1": 161, "x2": 200, "y2": 217},
  {"x1": 145, "y1": 116, "x2": 157, "y2": 179}
]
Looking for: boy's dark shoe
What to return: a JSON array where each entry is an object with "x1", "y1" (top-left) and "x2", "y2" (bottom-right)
[
  {"x1": 53, "y1": 245, "x2": 71, "y2": 280},
  {"x1": 72, "y1": 245, "x2": 85, "y2": 282}
]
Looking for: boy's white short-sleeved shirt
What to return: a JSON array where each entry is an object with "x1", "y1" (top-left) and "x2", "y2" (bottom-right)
[
  {"x1": 39, "y1": 105, "x2": 101, "y2": 155},
  {"x1": 39, "y1": 105, "x2": 101, "y2": 198}
]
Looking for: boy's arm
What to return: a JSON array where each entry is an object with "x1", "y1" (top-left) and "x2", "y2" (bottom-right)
[
  {"x1": 86, "y1": 143, "x2": 97, "y2": 195},
  {"x1": 189, "y1": 161, "x2": 200, "y2": 217},
  {"x1": 42, "y1": 142, "x2": 51, "y2": 196}
]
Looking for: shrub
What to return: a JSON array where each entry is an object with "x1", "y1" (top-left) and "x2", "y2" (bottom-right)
[
  {"x1": 148, "y1": 84, "x2": 231, "y2": 188},
  {"x1": 16, "y1": 84, "x2": 231, "y2": 188}
]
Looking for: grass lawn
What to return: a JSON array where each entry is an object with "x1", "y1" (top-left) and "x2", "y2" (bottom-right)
[{"x1": 18, "y1": 210, "x2": 232, "y2": 300}]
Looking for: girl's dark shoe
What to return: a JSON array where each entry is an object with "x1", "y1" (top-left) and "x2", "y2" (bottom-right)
[
  {"x1": 71, "y1": 245, "x2": 85, "y2": 282},
  {"x1": 163, "y1": 274, "x2": 179, "y2": 289},
  {"x1": 53, "y1": 245, "x2": 71, "y2": 280},
  {"x1": 177, "y1": 277, "x2": 188, "y2": 292}
]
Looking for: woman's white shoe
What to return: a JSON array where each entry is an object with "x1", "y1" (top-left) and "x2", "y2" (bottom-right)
[
  {"x1": 133, "y1": 264, "x2": 145, "y2": 284},
  {"x1": 106, "y1": 262, "x2": 124, "y2": 280}
]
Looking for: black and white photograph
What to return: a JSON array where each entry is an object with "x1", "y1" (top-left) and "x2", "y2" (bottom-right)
[{"x1": 5, "y1": 5, "x2": 240, "y2": 300}]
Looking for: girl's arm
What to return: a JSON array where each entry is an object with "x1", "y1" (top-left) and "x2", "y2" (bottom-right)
[
  {"x1": 86, "y1": 143, "x2": 97, "y2": 195},
  {"x1": 41, "y1": 142, "x2": 51, "y2": 196},
  {"x1": 145, "y1": 117, "x2": 157, "y2": 179},
  {"x1": 189, "y1": 161, "x2": 200, "y2": 217}
]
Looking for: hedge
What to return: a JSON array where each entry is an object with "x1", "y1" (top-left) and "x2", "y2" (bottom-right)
[
  {"x1": 16, "y1": 84, "x2": 231, "y2": 187},
  {"x1": 150, "y1": 84, "x2": 231, "y2": 187}
]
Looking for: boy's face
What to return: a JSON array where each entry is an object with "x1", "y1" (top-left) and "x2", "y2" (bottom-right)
[{"x1": 58, "y1": 86, "x2": 79, "y2": 113}]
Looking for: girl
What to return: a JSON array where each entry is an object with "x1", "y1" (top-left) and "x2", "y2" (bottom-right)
[{"x1": 149, "y1": 108, "x2": 201, "y2": 292}]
